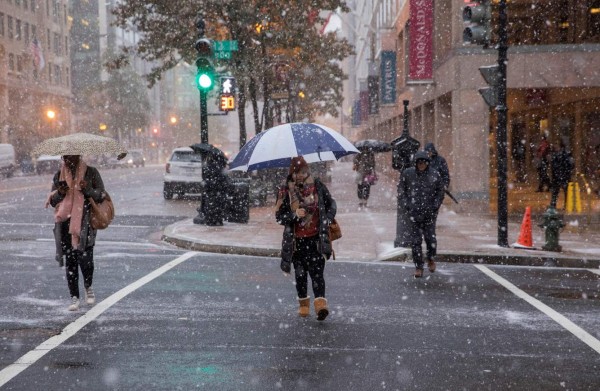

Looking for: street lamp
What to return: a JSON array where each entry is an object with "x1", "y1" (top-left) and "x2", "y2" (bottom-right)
[
  {"x1": 170, "y1": 115, "x2": 178, "y2": 125},
  {"x1": 46, "y1": 110, "x2": 56, "y2": 120}
]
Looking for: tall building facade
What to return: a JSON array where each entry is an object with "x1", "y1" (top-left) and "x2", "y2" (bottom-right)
[
  {"x1": 69, "y1": 0, "x2": 163, "y2": 158},
  {"x1": 344, "y1": 0, "x2": 600, "y2": 212},
  {"x1": 0, "y1": 0, "x2": 72, "y2": 158}
]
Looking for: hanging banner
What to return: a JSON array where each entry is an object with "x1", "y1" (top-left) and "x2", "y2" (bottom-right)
[
  {"x1": 380, "y1": 51, "x2": 397, "y2": 105},
  {"x1": 359, "y1": 90, "x2": 369, "y2": 122},
  {"x1": 408, "y1": 0, "x2": 434, "y2": 83},
  {"x1": 351, "y1": 99, "x2": 361, "y2": 126},
  {"x1": 367, "y1": 76, "x2": 379, "y2": 115}
]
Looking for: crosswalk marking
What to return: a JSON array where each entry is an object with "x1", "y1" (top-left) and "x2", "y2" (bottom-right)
[{"x1": 476, "y1": 265, "x2": 600, "y2": 355}]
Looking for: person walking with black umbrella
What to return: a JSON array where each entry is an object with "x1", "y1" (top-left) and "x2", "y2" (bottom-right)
[{"x1": 399, "y1": 151, "x2": 445, "y2": 278}]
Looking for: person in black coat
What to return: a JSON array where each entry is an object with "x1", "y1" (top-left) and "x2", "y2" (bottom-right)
[
  {"x1": 399, "y1": 151, "x2": 445, "y2": 278},
  {"x1": 202, "y1": 153, "x2": 229, "y2": 226},
  {"x1": 275, "y1": 157, "x2": 336, "y2": 321},
  {"x1": 550, "y1": 141, "x2": 575, "y2": 209},
  {"x1": 424, "y1": 143, "x2": 450, "y2": 190}
]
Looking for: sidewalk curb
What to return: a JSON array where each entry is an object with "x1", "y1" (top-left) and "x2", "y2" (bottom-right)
[{"x1": 161, "y1": 232, "x2": 600, "y2": 269}]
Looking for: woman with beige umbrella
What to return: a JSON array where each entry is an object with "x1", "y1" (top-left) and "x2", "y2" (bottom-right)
[{"x1": 36, "y1": 133, "x2": 125, "y2": 311}]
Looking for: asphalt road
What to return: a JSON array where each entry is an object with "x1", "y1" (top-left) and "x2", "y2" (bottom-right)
[{"x1": 1, "y1": 167, "x2": 599, "y2": 390}]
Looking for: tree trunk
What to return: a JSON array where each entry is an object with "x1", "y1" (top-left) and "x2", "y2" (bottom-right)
[
  {"x1": 249, "y1": 76, "x2": 261, "y2": 133},
  {"x1": 237, "y1": 80, "x2": 247, "y2": 148}
]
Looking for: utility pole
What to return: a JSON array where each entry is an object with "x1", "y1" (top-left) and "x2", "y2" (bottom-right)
[
  {"x1": 495, "y1": 0, "x2": 509, "y2": 247},
  {"x1": 194, "y1": 17, "x2": 215, "y2": 145},
  {"x1": 464, "y1": 0, "x2": 509, "y2": 247}
]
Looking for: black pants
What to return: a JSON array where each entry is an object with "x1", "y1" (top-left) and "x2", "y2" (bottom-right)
[
  {"x1": 293, "y1": 235, "x2": 326, "y2": 299},
  {"x1": 409, "y1": 217, "x2": 437, "y2": 269},
  {"x1": 357, "y1": 183, "x2": 370, "y2": 201},
  {"x1": 60, "y1": 220, "x2": 94, "y2": 299},
  {"x1": 551, "y1": 182, "x2": 569, "y2": 209},
  {"x1": 537, "y1": 164, "x2": 551, "y2": 191}
]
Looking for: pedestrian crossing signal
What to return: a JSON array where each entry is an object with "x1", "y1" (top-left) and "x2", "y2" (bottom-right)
[{"x1": 219, "y1": 94, "x2": 235, "y2": 111}]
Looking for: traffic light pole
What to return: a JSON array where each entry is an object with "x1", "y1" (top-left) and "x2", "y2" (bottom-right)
[
  {"x1": 200, "y1": 89, "x2": 208, "y2": 144},
  {"x1": 496, "y1": 0, "x2": 508, "y2": 247}
]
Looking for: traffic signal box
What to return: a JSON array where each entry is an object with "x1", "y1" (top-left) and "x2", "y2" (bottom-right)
[
  {"x1": 195, "y1": 37, "x2": 215, "y2": 91},
  {"x1": 219, "y1": 76, "x2": 236, "y2": 111},
  {"x1": 462, "y1": 0, "x2": 491, "y2": 46}
]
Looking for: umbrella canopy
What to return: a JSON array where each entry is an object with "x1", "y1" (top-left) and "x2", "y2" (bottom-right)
[
  {"x1": 354, "y1": 139, "x2": 391, "y2": 153},
  {"x1": 189, "y1": 143, "x2": 227, "y2": 161},
  {"x1": 229, "y1": 123, "x2": 359, "y2": 172},
  {"x1": 32, "y1": 132, "x2": 128, "y2": 160}
]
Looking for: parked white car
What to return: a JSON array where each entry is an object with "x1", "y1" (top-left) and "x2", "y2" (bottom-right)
[
  {"x1": 35, "y1": 155, "x2": 61, "y2": 175},
  {"x1": 0, "y1": 144, "x2": 16, "y2": 178},
  {"x1": 163, "y1": 147, "x2": 204, "y2": 199}
]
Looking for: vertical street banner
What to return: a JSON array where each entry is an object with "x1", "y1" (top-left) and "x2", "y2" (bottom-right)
[
  {"x1": 367, "y1": 76, "x2": 380, "y2": 115},
  {"x1": 380, "y1": 51, "x2": 397, "y2": 105},
  {"x1": 408, "y1": 0, "x2": 434, "y2": 83},
  {"x1": 359, "y1": 90, "x2": 369, "y2": 122},
  {"x1": 352, "y1": 99, "x2": 361, "y2": 126}
]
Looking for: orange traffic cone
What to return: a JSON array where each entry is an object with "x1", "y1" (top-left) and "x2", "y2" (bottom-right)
[{"x1": 513, "y1": 206, "x2": 536, "y2": 249}]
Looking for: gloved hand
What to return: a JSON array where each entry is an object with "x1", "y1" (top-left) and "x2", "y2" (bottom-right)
[{"x1": 280, "y1": 259, "x2": 291, "y2": 274}]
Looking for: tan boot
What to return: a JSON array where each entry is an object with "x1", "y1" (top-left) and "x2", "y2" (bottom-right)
[
  {"x1": 298, "y1": 297, "x2": 310, "y2": 317},
  {"x1": 314, "y1": 297, "x2": 329, "y2": 321}
]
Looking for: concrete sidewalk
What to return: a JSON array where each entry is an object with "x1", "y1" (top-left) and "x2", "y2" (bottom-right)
[{"x1": 162, "y1": 162, "x2": 600, "y2": 269}]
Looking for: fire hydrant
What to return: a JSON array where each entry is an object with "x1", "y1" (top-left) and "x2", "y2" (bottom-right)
[{"x1": 539, "y1": 207, "x2": 565, "y2": 252}]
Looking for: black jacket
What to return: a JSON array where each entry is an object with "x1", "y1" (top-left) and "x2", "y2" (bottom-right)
[
  {"x1": 276, "y1": 178, "x2": 336, "y2": 262},
  {"x1": 424, "y1": 143, "x2": 450, "y2": 189},
  {"x1": 399, "y1": 164, "x2": 445, "y2": 223},
  {"x1": 550, "y1": 148, "x2": 574, "y2": 186}
]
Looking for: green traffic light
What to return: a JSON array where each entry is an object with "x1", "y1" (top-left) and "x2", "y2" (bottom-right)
[{"x1": 196, "y1": 73, "x2": 213, "y2": 90}]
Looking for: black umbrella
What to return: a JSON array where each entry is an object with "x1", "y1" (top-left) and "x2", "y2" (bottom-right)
[
  {"x1": 354, "y1": 139, "x2": 392, "y2": 153},
  {"x1": 190, "y1": 143, "x2": 227, "y2": 161}
]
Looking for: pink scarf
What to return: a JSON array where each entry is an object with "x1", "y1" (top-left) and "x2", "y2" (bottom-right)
[{"x1": 55, "y1": 160, "x2": 87, "y2": 249}]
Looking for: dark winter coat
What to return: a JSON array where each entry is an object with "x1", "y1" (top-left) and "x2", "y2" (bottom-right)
[
  {"x1": 276, "y1": 177, "x2": 337, "y2": 264},
  {"x1": 399, "y1": 159, "x2": 445, "y2": 223},
  {"x1": 550, "y1": 148, "x2": 574, "y2": 186},
  {"x1": 424, "y1": 143, "x2": 450, "y2": 189},
  {"x1": 50, "y1": 166, "x2": 105, "y2": 261}
]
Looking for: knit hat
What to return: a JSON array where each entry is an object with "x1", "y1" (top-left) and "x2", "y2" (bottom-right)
[{"x1": 289, "y1": 156, "x2": 309, "y2": 175}]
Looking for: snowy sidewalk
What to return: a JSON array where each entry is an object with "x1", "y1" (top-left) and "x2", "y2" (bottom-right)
[{"x1": 162, "y1": 162, "x2": 600, "y2": 268}]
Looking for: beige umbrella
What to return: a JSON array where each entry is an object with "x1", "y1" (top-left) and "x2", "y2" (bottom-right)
[{"x1": 32, "y1": 132, "x2": 128, "y2": 160}]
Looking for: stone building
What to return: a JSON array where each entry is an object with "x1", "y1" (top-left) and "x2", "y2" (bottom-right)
[
  {"x1": 343, "y1": 0, "x2": 600, "y2": 212},
  {"x1": 0, "y1": 0, "x2": 71, "y2": 158}
]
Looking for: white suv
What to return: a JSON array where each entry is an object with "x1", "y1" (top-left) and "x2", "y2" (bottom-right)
[{"x1": 163, "y1": 147, "x2": 204, "y2": 199}]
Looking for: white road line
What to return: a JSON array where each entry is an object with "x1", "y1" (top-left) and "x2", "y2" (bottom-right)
[
  {"x1": 475, "y1": 265, "x2": 600, "y2": 355},
  {"x1": 589, "y1": 269, "x2": 600, "y2": 276},
  {"x1": 0, "y1": 251, "x2": 198, "y2": 387}
]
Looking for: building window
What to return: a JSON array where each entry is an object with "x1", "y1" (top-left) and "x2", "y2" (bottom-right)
[
  {"x1": 53, "y1": 32, "x2": 60, "y2": 55},
  {"x1": 16, "y1": 0, "x2": 22, "y2": 7},
  {"x1": 23, "y1": 22, "x2": 29, "y2": 43},
  {"x1": 0, "y1": 14, "x2": 4, "y2": 37},
  {"x1": 64, "y1": 36, "x2": 68, "y2": 55},
  {"x1": 48, "y1": 62, "x2": 52, "y2": 83},
  {"x1": 54, "y1": 64, "x2": 61, "y2": 84},
  {"x1": 66, "y1": 66, "x2": 69, "y2": 87},
  {"x1": 16, "y1": 19, "x2": 21, "y2": 40},
  {"x1": 16, "y1": 55, "x2": 23, "y2": 73},
  {"x1": 24, "y1": 0, "x2": 28, "y2": 11},
  {"x1": 8, "y1": 53, "x2": 15, "y2": 71},
  {"x1": 31, "y1": 0, "x2": 36, "y2": 13},
  {"x1": 31, "y1": 24, "x2": 36, "y2": 38},
  {"x1": 46, "y1": 0, "x2": 50, "y2": 17},
  {"x1": 8, "y1": 16, "x2": 13, "y2": 39},
  {"x1": 47, "y1": 28, "x2": 50, "y2": 49}
]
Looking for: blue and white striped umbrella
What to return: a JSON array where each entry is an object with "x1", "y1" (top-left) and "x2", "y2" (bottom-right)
[{"x1": 229, "y1": 123, "x2": 359, "y2": 171}]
